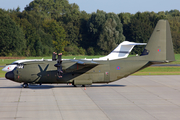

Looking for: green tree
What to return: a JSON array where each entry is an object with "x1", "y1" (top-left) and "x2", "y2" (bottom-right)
[
  {"x1": 37, "y1": 29, "x2": 53, "y2": 55},
  {"x1": 87, "y1": 10, "x2": 125, "y2": 54},
  {"x1": 61, "y1": 4, "x2": 81, "y2": 45},
  {"x1": 9, "y1": 10, "x2": 54, "y2": 56},
  {"x1": 25, "y1": 0, "x2": 71, "y2": 19},
  {"x1": 42, "y1": 19, "x2": 67, "y2": 53},
  {"x1": 59, "y1": 4, "x2": 89, "y2": 55},
  {"x1": 19, "y1": 18, "x2": 38, "y2": 56},
  {"x1": 118, "y1": 12, "x2": 132, "y2": 25},
  {"x1": 87, "y1": 47, "x2": 94, "y2": 55},
  {"x1": 122, "y1": 12, "x2": 167, "y2": 54},
  {"x1": 86, "y1": 10, "x2": 107, "y2": 54},
  {"x1": 0, "y1": 9, "x2": 26, "y2": 56},
  {"x1": 168, "y1": 16, "x2": 180, "y2": 53},
  {"x1": 78, "y1": 11, "x2": 91, "y2": 51},
  {"x1": 98, "y1": 13, "x2": 125, "y2": 53}
]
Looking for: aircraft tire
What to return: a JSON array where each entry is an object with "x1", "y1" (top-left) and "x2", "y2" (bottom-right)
[
  {"x1": 82, "y1": 85, "x2": 91, "y2": 87},
  {"x1": 73, "y1": 85, "x2": 82, "y2": 87},
  {"x1": 23, "y1": 83, "x2": 28, "y2": 88}
]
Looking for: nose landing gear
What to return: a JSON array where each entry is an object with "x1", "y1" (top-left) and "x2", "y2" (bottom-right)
[{"x1": 22, "y1": 83, "x2": 28, "y2": 88}]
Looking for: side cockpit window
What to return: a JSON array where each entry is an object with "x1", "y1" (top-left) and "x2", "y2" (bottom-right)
[
  {"x1": 17, "y1": 63, "x2": 24, "y2": 69},
  {"x1": 10, "y1": 63, "x2": 18, "y2": 65}
]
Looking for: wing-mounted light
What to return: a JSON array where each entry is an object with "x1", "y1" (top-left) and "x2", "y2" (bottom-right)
[{"x1": 54, "y1": 53, "x2": 63, "y2": 78}]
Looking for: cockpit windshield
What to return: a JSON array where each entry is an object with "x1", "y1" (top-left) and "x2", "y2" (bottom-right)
[
  {"x1": 10, "y1": 62, "x2": 24, "y2": 69},
  {"x1": 17, "y1": 63, "x2": 24, "y2": 69}
]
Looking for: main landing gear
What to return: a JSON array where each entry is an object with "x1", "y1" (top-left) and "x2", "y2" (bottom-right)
[
  {"x1": 22, "y1": 83, "x2": 29, "y2": 88},
  {"x1": 73, "y1": 85, "x2": 91, "y2": 87}
]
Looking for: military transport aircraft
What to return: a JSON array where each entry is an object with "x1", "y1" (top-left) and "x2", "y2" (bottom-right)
[
  {"x1": 2, "y1": 41, "x2": 146, "y2": 72},
  {"x1": 5, "y1": 20, "x2": 175, "y2": 88}
]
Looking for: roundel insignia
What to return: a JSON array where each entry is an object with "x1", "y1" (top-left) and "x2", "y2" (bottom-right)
[
  {"x1": 158, "y1": 49, "x2": 161, "y2": 52},
  {"x1": 116, "y1": 66, "x2": 120, "y2": 70}
]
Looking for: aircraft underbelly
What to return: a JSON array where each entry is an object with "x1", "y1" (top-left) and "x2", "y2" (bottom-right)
[
  {"x1": 89, "y1": 73, "x2": 104, "y2": 82},
  {"x1": 68, "y1": 72, "x2": 105, "y2": 84}
]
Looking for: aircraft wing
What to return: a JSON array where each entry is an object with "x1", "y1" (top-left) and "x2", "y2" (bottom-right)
[
  {"x1": 72, "y1": 60, "x2": 99, "y2": 65},
  {"x1": 63, "y1": 60, "x2": 99, "y2": 72}
]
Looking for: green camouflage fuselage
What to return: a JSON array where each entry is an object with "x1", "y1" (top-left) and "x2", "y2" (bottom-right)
[{"x1": 11, "y1": 56, "x2": 151, "y2": 85}]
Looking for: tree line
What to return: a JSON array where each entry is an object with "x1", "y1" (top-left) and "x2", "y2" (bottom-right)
[{"x1": 0, "y1": 0, "x2": 180, "y2": 56}]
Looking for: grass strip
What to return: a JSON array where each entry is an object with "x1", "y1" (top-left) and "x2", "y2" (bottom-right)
[
  {"x1": 133, "y1": 66, "x2": 180, "y2": 75},
  {"x1": 0, "y1": 67, "x2": 6, "y2": 78}
]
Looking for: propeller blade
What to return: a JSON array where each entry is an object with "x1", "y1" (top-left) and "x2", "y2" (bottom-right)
[
  {"x1": 52, "y1": 52, "x2": 57, "y2": 61},
  {"x1": 54, "y1": 53, "x2": 63, "y2": 78},
  {"x1": 57, "y1": 53, "x2": 62, "y2": 63},
  {"x1": 38, "y1": 64, "x2": 49, "y2": 72},
  {"x1": 38, "y1": 65, "x2": 43, "y2": 72},
  {"x1": 44, "y1": 64, "x2": 49, "y2": 71},
  {"x1": 57, "y1": 69, "x2": 63, "y2": 77}
]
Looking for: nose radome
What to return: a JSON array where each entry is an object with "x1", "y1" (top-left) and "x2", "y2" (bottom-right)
[{"x1": 5, "y1": 71, "x2": 14, "y2": 81}]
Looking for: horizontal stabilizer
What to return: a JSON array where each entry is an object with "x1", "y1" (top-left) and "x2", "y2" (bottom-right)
[{"x1": 99, "y1": 41, "x2": 146, "y2": 60}]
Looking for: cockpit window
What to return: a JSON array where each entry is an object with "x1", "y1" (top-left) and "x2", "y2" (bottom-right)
[
  {"x1": 10, "y1": 63, "x2": 19, "y2": 65},
  {"x1": 10, "y1": 62, "x2": 24, "y2": 69},
  {"x1": 17, "y1": 63, "x2": 24, "y2": 69}
]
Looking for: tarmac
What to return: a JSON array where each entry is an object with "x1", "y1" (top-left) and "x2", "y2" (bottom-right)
[{"x1": 0, "y1": 75, "x2": 180, "y2": 120}]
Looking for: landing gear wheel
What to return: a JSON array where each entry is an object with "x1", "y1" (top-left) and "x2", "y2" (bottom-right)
[
  {"x1": 82, "y1": 85, "x2": 91, "y2": 87},
  {"x1": 73, "y1": 85, "x2": 82, "y2": 87},
  {"x1": 22, "y1": 83, "x2": 28, "y2": 88}
]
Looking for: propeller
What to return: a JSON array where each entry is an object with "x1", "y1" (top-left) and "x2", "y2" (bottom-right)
[
  {"x1": 31, "y1": 64, "x2": 50, "y2": 83},
  {"x1": 38, "y1": 64, "x2": 49, "y2": 73},
  {"x1": 52, "y1": 52, "x2": 57, "y2": 61},
  {"x1": 54, "y1": 53, "x2": 63, "y2": 78}
]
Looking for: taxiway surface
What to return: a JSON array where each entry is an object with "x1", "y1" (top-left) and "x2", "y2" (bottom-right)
[{"x1": 0, "y1": 75, "x2": 180, "y2": 120}]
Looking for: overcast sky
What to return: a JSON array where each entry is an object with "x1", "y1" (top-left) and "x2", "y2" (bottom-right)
[{"x1": 0, "y1": 0, "x2": 180, "y2": 14}]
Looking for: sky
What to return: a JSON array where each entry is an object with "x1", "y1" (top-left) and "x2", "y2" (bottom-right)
[{"x1": 0, "y1": 0, "x2": 180, "y2": 14}]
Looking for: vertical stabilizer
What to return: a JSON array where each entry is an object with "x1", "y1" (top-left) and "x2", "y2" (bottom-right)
[{"x1": 141, "y1": 20, "x2": 175, "y2": 62}]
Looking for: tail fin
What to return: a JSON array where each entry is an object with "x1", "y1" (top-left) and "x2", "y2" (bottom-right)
[{"x1": 141, "y1": 20, "x2": 175, "y2": 63}]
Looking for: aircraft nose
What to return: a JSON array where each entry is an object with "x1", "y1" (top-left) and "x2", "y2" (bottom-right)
[{"x1": 5, "y1": 71, "x2": 14, "y2": 81}]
